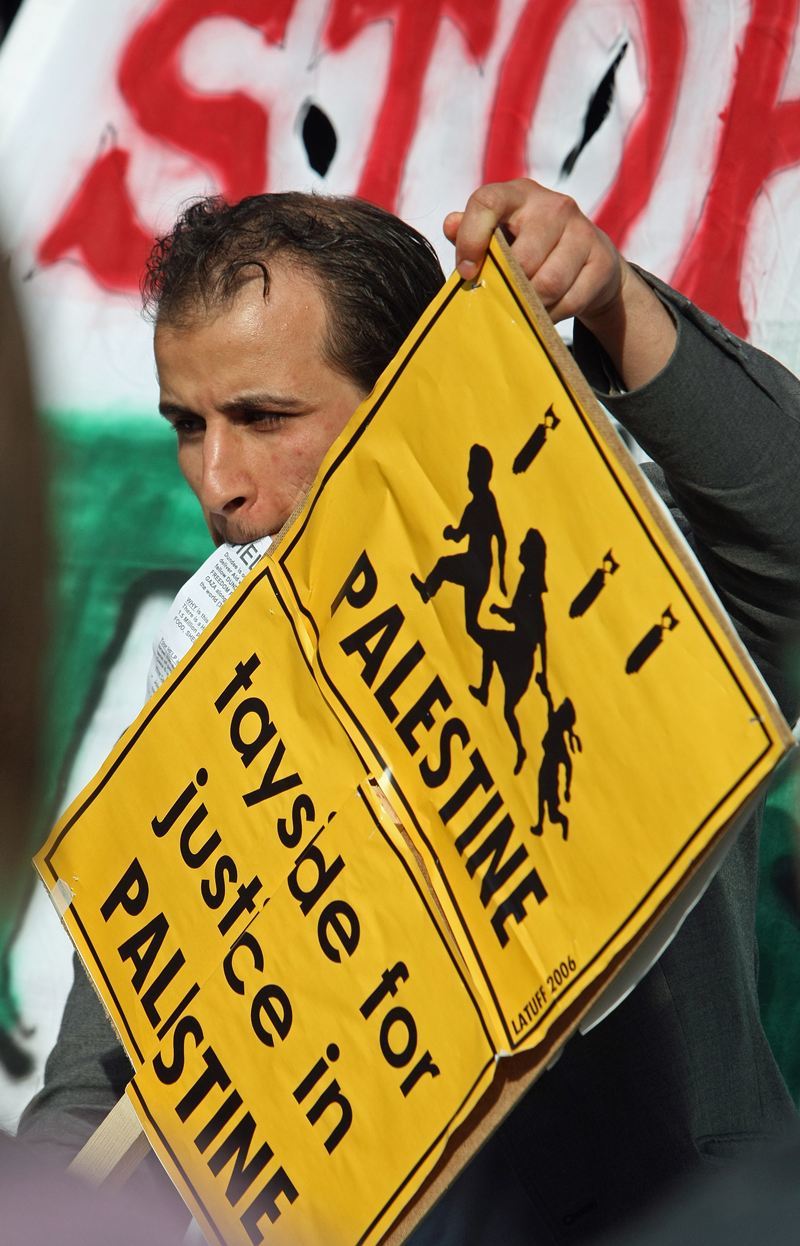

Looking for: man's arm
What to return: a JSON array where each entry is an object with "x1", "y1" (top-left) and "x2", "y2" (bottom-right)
[{"x1": 17, "y1": 954, "x2": 131, "y2": 1155}]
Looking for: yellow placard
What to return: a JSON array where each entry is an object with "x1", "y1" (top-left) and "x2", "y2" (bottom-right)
[
  {"x1": 275, "y1": 240, "x2": 790, "y2": 1049},
  {"x1": 126, "y1": 785, "x2": 495, "y2": 1246}
]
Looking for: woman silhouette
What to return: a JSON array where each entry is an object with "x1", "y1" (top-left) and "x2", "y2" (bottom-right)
[{"x1": 469, "y1": 528, "x2": 550, "y2": 774}]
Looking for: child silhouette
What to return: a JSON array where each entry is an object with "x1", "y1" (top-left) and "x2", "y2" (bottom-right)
[
  {"x1": 411, "y1": 444, "x2": 506, "y2": 641},
  {"x1": 531, "y1": 698, "x2": 582, "y2": 840}
]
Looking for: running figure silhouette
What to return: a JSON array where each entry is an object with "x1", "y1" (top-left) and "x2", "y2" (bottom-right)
[
  {"x1": 531, "y1": 698, "x2": 582, "y2": 840},
  {"x1": 411, "y1": 444, "x2": 506, "y2": 641},
  {"x1": 469, "y1": 528, "x2": 550, "y2": 774}
]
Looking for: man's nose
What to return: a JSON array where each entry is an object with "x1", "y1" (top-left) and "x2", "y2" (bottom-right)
[{"x1": 199, "y1": 424, "x2": 253, "y2": 516}]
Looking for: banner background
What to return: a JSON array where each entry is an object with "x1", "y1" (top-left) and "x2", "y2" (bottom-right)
[{"x1": 0, "y1": 0, "x2": 797, "y2": 1126}]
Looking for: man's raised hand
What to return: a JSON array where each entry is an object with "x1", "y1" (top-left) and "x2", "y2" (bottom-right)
[
  {"x1": 443, "y1": 178, "x2": 623, "y2": 325},
  {"x1": 444, "y1": 178, "x2": 676, "y2": 391}
]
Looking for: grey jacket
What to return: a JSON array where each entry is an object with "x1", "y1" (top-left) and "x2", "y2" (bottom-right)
[{"x1": 20, "y1": 278, "x2": 800, "y2": 1244}]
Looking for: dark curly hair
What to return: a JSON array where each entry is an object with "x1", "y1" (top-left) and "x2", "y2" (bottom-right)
[{"x1": 143, "y1": 193, "x2": 446, "y2": 394}]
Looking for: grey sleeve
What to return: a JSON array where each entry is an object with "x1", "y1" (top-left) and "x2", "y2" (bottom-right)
[
  {"x1": 573, "y1": 275, "x2": 800, "y2": 724},
  {"x1": 17, "y1": 952, "x2": 131, "y2": 1157}
]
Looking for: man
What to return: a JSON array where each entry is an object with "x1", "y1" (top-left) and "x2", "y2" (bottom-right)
[{"x1": 21, "y1": 178, "x2": 800, "y2": 1243}]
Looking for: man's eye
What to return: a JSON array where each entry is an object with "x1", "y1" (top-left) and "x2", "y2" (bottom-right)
[
  {"x1": 243, "y1": 411, "x2": 289, "y2": 430},
  {"x1": 172, "y1": 417, "x2": 203, "y2": 435}
]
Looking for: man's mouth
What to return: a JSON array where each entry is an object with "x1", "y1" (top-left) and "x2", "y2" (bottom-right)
[{"x1": 210, "y1": 516, "x2": 277, "y2": 546}]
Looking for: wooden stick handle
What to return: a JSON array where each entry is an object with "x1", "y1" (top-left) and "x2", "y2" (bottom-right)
[{"x1": 68, "y1": 1093, "x2": 150, "y2": 1190}]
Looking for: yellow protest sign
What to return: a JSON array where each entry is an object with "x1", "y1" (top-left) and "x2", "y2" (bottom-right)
[
  {"x1": 275, "y1": 239, "x2": 791, "y2": 1049},
  {"x1": 35, "y1": 236, "x2": 792, "y2": 1244}
]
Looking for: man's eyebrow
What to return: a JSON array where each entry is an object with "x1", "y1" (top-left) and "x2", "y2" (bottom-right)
[
  {"x1": 158, "y1": 393, "x2": 309, "y2": 421},
  {"x1": 218, "y1": 391, "x2": 308, "y2": 414},
  {"x1": 159, "y1": 402, "x2": 192, "y2": 421}
]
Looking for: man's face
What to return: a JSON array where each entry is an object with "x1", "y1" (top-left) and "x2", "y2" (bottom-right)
[{"x1": 155, "y1": 263, "x2": 366, "y2": 544}]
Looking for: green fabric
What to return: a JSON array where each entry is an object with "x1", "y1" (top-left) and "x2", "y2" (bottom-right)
[
  {"x1": 38, "y1": 410, "x2": 210, "y2": 826},
  {"x1": 0, "y1": 410, "x2": 210, "y2": 1030}
]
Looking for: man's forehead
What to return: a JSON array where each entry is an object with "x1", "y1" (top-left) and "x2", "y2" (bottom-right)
[
  {"x1": 155, "y1": 257, "x2": 329, "y2": 336},
  {"x1": 152, "y1": 262, "x2": 343, "y2": 405}
]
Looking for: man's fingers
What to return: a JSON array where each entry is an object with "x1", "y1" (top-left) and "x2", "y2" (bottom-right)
[
  {"x1": 443, "y1": 177, "x2": 623, "y2": 324},
  {"x1": 504, "y1": 190, "x2": 583, "y2": 279},
  {"x1": 545, "y1": 257, "x2": 620, "y2": 325},
  {"x1": 442, "y1": 211, "x2": 462, "y2": 245},
  {"x1": 523, "y1": 237, "x2": 589, "y2": 317},
  {"x1": 510, "y1": 203, "x2": 621, "y2": 322},
  {"x1": 446, "y1": 180, "x2": 585, "y2": 284},
  {"x1": 450, "y1": 181, "x2": 530, "y2": 278}
]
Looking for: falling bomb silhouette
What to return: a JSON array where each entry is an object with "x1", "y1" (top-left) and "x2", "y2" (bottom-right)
[
  {"x1": 626, "y1": 607, "x2": 679, "y2": 674},
  {"x1": 513, "y1": 405, "x2": 560, "y2": 473},
  {"x1": 570, "y1": 550, "x2": 619, "y2": 618}
]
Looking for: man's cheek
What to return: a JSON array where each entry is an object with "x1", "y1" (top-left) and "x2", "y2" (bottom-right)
[
  {"x1": 176, "y1": 446, "x2": 199, "y2": 491},
  {"x1": 276, "y1": 448, "x2": 320, "y2": 496}
]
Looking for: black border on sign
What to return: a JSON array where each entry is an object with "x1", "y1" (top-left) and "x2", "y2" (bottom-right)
[
  {"x1": 275, "y1": 248, "x2": 777, "y2": 1050},
  {"x1": 40, "y1": 563, "x2": 371, "y2": 1061},
  {"x1": 126, "y1": 784, "x2": 496, "y2": 1246}
]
